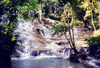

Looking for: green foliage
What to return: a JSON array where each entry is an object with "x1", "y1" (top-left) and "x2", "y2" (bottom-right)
[
  {"x1": 0, "y1": 0, "x2": 39, "y2": 23},
  {"x1": 0, "y1": 25, "x2": 17, "y2": 57},
  {"x1": 17, "y1": 0, "x2": 39, "y2": 20},
  {"x1": 0, "y1": 0, "x2": 39, "y2": 59},
  {"x1": 51, "y1": 22, "x2": 70, "y2": 36},
  {"x1": 73, "y1": 19, "x2": 83, "y2": 26},
  {"x1": 0, "y1": 0, "x2": 39, "y2": 34},
  {"x1": 60, "y1": 2, "x2": 74, "y2": 23},
  {"x1": 86, "y1": 29, "x2": 100, "y2": 58},
  {"x1": 89, "y1": 29, "x2": 100, "y2": 37},
  {"x1": 79, "y1": 0, "x2": 99, "y2": 31},
  {"x1": 80, "y1": 0, "x2": 98, "y2": 20}
]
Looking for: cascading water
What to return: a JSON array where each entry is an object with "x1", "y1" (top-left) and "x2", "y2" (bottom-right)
[
  {"x1": 73, "y1": 26, "x2": 79, "y2": 40},
  {"x1": 14, "y1": 19, "x2": 43, "y2": 59},
  {"x1": 39, "y1": 22, "x2": 56, "y2": 39},
  {"x1": 13, "y1": 19, "x2": 72, "y2": 59},
  {"x1": 62, "y1": 48, "x2": 71, "y2": 59}
]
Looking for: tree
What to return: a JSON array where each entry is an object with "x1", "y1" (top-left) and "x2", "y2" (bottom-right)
[
  {"x1": 38, "y1": 0, "x2": 60, "y2": 20},
  {"x1": 52, "y1": 2, "x2": 78, "y2": 54},
  {"x1": 79, "y1": 0, "x2": 99, "y2": 31},
  {"x1": 86, "y1": 29, "x2": 100, "y2": 58},
  {"x1": 0, "y1": 1, "x2": 39, "y2": 67},
  {"x1": 0, "y1": 0, "x2": 39, "y2": 33}
]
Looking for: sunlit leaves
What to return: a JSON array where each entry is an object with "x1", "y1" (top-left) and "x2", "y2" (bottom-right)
[
  {"x1": 2, "y1": 0, "x2": 10, "y2": 3},
  {"x1": 60, "y1": 2, "x2": 74, "y2": 24},
  {"x1": 86, "y1": 29, "x2": 100, "y2": 45},
  {"x1": 11, "y1": 33, "x2": 16, "y2": 41},
  {"x1": 93, "y1": 29, "x2": 100, "y2": 37},
  {"x1": 79, "y1": 1, "x2": 89, "y2": 9},
  {"x1": 79, "y1": 0, "x2": 98, "y2": 20},
  {"x1": 84, "y1": 10, "x2": 92, "y2": 20}
]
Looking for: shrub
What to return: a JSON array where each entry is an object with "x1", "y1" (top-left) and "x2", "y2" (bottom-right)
[
  {"x1": 86, "y1": 29, "x2": 100, "y2": 58},
  {"x1": 73, "y1": 19, "x2": 83, "y2": 26},
  {"x1": 0, "y1": 25, "x2": 17, "y2": 61}
]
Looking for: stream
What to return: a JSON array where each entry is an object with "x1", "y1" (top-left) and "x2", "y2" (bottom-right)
[{"x1": 11, "y1": 58, "x2": 86, "y2": 68}]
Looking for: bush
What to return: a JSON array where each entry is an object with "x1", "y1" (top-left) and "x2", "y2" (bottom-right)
[
  {"x1": 0, "y1": 25, "x2": 17, "y2": 61},
  {"x1": 51, "y1": 22, "x2": 70, "y2": 36},
  {"x1": 86, "y1": 29, "x2": 100, "y2": 58},
  {"x1": 73, "y1": 19, "x2": 83, "y2": 26}
]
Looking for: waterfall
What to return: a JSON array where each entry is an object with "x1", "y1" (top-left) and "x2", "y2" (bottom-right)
[
  {"x1": 62, "y1": 48, "x2": 71, "y2": 59},
  {"x1": 13, "y1": 19, "x2": 71, "y2": 59},
  {"x1": 14, "y1": 20, "x2": 42, "y2": 59},
  {"x1": 39, "y1": 24, "x2": 52, "y2": 38},
  {"x1": 73, "y1": 26, "x2": 79, "y2": 40},
  {"x1": 45, "y1": 43, "x2": 71, "y2": 59}
]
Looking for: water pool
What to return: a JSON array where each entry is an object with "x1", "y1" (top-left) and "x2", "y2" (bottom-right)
[{"x1": 11, "y1": 58, "x2": 86, "y2": 68}]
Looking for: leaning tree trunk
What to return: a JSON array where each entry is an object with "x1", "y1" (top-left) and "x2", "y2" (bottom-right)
[
  {"x1": 69, "y1": 28, "x2": 78, "y2": 54},
  {"x1": 91, "y1": 12, "x2": 96, "y2": 31}
]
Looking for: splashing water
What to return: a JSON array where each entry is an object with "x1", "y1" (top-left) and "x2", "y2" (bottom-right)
[
  {"x1": 38, "y1": 23, "x2": 53, "y2": 38},
  {"x1": 88, "y1": 59, "x2": 100, "y2": 68},
  {"x1": 44, "y1": 43, "x2": 71, "y2": 59},
  {"x1": 14, "y1": 20, "x2": 42, "y2": 59},
  {"x1": 13, "y1": 19, "x2": 71, "y2": 59},
  {"x1": 73, "y1": 26, "x2": 79, "y2": 40}
]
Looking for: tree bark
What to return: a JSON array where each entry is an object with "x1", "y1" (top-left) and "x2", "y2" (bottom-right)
[
  {"x1": 91, "y1": 13, "x2": 96, "y2": 31},
  {"x1": 39, "y1": 1, "x2": 42, "y2": 21}
]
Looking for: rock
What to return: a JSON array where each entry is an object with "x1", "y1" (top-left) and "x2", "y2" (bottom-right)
[
  {"x1": 80, "y1": 60, "x2": 95, "y2": 68},
  {"x1": 31, "y1": 51, "x2": 38, "y2": 56},
  {"x1": 95, "y1": 61, "x2": 100, "y2": 66},
  {"x1": 86, "y1": 56, "x2": 94, "y2": 60},
  {"x1": 78, "y1": 53, "x2": 87, "y2": 60},
  {"x1": 69, "y1": 52, "x2": 88, "y2": 63},
  {"x1": 18, "y1": 46, "x2": 25, "y2": 52},
  {"x1": 69, "y1": 54, "x2": 80, "y2": 63},
  {"x1": 13, "y1": 51, "x2": 20, "y2": 58}
]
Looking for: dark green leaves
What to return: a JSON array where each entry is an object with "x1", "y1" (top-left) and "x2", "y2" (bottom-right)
[{"x1": 51, "y1": 22, "x2": 70, "y2": 36}]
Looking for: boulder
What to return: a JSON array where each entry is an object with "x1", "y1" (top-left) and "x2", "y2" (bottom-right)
[
  {"x1": 12, "y1": 51, "x2": 21, "y2": 58},
  {"x1": 69, "y1": 54, "x2": 80, "y2": 63},
  {"x1": 31, "y1": 51, "x2": 38, "y2": 56}
]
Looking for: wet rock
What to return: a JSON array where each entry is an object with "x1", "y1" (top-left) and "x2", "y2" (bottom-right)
[
  {"x1": 18, "y1": 46, "x2": 25, "y2": 52},
  {"x1": 31, "y1": 50, "x2": 48, "y2": 56},
  {"x1": 95, "y1": 61, "x2": 100, "y2": 66},
  {"x1": 31, "y1": 51, "x2": 38, "y2": 56},
  {"x1": 78, "y1": 53, "x2": 87, "y2": 60},
  {"x1": 69, "y1": 54, "x2": 80, "y2": 63},
  {"x1": 86, "y1": 56, "x2": 94, "y2": 60},
  {"x1": 13, "y1": 51, "x2": 20, "y2": 58},
  {"x1": 69, "y1": 52, "x2": 88, "y2": 63},
  {"x1": 80, "y1": 60, "x2": 95, "y2": 68}
]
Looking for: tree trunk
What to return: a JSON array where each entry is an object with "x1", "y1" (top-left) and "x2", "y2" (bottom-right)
[
  {"x1": 91, "y1": 13, "x2": 96, "y2": 31},
  {"x1": 39, "y1": 1, "x2": 42, "y2": 21}
]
